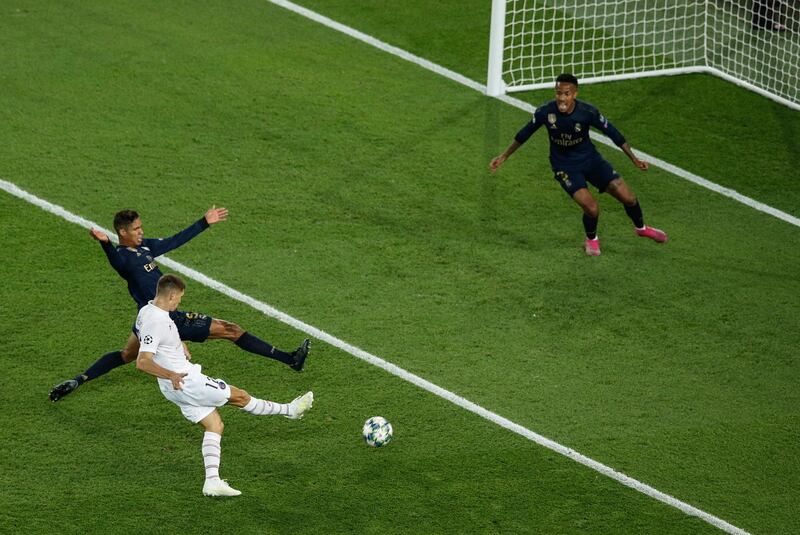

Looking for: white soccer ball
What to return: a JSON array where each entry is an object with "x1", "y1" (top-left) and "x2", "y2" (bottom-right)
[{"x1": 362, "y1": 416, "x2": 393, "y2": 447}]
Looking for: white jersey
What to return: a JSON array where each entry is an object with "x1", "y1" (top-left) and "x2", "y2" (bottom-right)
[{"x1": 136, "y1": 301, "x2": 200, "y2": 389}]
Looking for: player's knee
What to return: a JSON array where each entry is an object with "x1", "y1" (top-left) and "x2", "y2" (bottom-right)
[
  {"x1": 121, "y1": 348, "x2": 137, "y2": 363},
  {"x1": 227, "y1": 322, "x2": 245, "y2": 340},
  {"x1": 230, "y1": 388, "x2": 250, "y2": 406},
  {"x1": 217, "y1": 320, "x2": 244, "y2": 340},
  {"x1": 211, "y1": 320, "x2": 241, "y2": 340},
  {"x1": 583, "y1": 204, "x2": 600, "y2": 218}
]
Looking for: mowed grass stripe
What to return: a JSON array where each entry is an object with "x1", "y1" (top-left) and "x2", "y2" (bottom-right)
[
  {"x1": 3, "y1": 2, "x2": 796, "y2": 533},
  {"x1": 1, "y1": 191, "x2": 727, "y2": 535},
  {"x1": 0, "y1": 175, "x2": 752, "y2": 535}
]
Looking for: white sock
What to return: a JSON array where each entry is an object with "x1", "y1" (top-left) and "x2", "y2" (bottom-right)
[
  {"x1": 202, "y1": 431, "x2": 222, "y2": 481},
  {"x1": 242, "y1": 396, "x2": 289, "y2": 416}
]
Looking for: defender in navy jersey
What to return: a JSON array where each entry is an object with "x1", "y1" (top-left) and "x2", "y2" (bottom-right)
[
  {"x1": 49, "y1": 207, "x2": 310, "y2": 402},
  {"x1": 489, "y1": 73, "x2": 667, "y2": 256}
]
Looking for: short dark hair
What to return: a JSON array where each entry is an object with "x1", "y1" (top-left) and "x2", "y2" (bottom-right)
[
  {"x1": 157, "y1": 274, "x2": 186, "y2": 295},
  {"x1": 113, "y1": 210, "x2": 140, "y2": 233},
  {"x1": 555, "y1": 73, "x2": 579, "y2": 87}
]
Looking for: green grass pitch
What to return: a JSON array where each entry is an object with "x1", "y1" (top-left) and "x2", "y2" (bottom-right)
[{"x1": 0, "y1": 1, "x2": 798, "y2": 533}]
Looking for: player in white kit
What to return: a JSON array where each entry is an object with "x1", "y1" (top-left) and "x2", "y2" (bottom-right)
[{"x1": 135, "y1": 274, "x2": 314, "y2": 497}]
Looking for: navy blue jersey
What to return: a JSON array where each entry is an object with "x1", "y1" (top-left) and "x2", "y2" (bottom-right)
[
  {"x1": 100, "y1": 218, "x2": 209, "y2": 309},
  {"x1": 514, "y1": 100, "x2": 626, "y2": 169}
]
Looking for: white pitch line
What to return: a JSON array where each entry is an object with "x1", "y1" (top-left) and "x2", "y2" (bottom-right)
[
  {"x1": 2, "y1": 175, "x2": 751, "y2": 535},
  {"x1": 266, "y1": 0, "x2": 800, "y2": 230}
]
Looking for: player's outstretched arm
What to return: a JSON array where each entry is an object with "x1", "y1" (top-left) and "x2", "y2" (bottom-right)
[
  {"x1": 136, "y1": 351, "x2": 187, "y2": 390},
  {"x1": 204, "y1": 205, "x2": 228, "y2": 225},
  {"x1": 146, "y1": 207, "x2": 225, "y2": 257},
  {"x1": 620, "y1": 142, "x2": 648, "y2": 171},
  {"x1": 490, "y1": 140, "x2": 523, "y2": 172}
]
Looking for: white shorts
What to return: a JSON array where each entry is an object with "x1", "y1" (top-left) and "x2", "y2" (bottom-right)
[{"x1": 157, "y1": 364, "x2": 231, "y2": 423}]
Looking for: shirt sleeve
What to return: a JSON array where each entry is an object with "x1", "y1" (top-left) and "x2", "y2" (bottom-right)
[
  {"x1": 590, "y1": 109, "x2": 626, "y2": 147},
  {"x1": 100, "y1": 241, "x2": 128, "y2": 276},
  {"x1": 145, "y1": 217, "x2": 210, "y2": 257},
  {"x1": 138, "y1": 316, "x2": 168, "y2": 354},
  {"x1": 514, "y1": 107, "x2": 545, "y2": 144}
]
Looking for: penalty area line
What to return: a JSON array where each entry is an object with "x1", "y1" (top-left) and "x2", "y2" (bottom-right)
[{"x1": 2, "y1": 176, "x2": 750, "y2": 535}]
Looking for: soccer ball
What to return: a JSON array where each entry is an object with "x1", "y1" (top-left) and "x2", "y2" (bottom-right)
[{"x1": 362, "y1": 416, "x2": 393, "y2": 447}]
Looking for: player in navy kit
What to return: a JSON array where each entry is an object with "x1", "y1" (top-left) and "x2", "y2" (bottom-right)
[
  {"x1": 49, "y1": 206, "x2": 310, "y2": 402},
  {"x1": 490, "y1": 73, "x2": 667, "y2": 256}
]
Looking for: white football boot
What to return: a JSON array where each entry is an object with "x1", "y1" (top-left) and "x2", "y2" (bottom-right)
[
  {"x1": 202, "y1": 478, "x2": 242, "y2": 497},
  {"x1": 285, "y1": 391, "x2": 314, "y2": 420}
]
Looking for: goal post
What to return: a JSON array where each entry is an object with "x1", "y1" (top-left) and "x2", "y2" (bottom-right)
[{"x1": 486, "y1": 0, "x2": 800, "y2": 111}]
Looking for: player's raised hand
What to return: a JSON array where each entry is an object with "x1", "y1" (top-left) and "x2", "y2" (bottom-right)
[
  {"x1": 205, "y1": 205, "x2": 229, "y2": 225},
  {"x1": 489, "y1": 155, "x2": 506, "y2": 172},
  {"x1": 170, "y1": 372, "x2": 188, "y2": 390},
  {"x1": 89, "y1": 228, "x2": 110, "y2": 243}
]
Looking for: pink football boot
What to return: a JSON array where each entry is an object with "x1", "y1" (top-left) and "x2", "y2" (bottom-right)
[
  {"x1": 584, "y1": 237, "x2": 601, "y2": 256},
  {"x1": 635, "y1": 226, "x2": 668, "y2": 243}
]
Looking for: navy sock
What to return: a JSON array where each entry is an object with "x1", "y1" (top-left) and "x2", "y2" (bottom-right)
[
  {"x1": 235, "y1": 332, "x2": 294, "y2": 365},
  {"x1": 77, "y1": 351, "x2": 125, "y2": 384},
  {"x1": 582, "y1": 213, "x2": 599, "y2": 240},
  {"x1": 624, "y1": 201, "x2": 644, "y2": 228}
]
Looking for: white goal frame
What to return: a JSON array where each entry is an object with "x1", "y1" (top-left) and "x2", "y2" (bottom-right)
[{"x1": 487, "y1": 0, "x2": 800, "y2": 111}]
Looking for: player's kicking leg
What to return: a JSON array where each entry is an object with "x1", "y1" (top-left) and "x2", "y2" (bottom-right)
[
  {"x1": 228, "y1": 386, "x2": 314, "y2": 420},
  {"x1": 49, "y1": 333, "x2": 140, "y2": 402},
  {"x1": 207, "y1": 318, "x2": 310, "y2": 372},
  {"x1": 606, "y1": 178, "x2": 668, "y2": 243}
]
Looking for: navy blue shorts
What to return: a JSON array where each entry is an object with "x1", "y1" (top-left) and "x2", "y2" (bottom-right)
[
  {"x1": 553, "y1": 156, "x2": 620, "y2": 196},
  {"x1": 132, "y1": 310, "x2": 213, "y2": 343}
]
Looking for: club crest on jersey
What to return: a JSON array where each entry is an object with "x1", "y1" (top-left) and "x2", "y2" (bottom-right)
[
  {"x1": 575, "y1": 123, "x2": 582, "y2": 132},
  {"x1": 547, "y1": 113, "x2": 557, "y2": 129}
]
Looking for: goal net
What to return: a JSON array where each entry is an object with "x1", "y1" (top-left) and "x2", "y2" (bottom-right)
[{"x1": 487, "y1": 0, "x2": 800, "y2": 111}]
